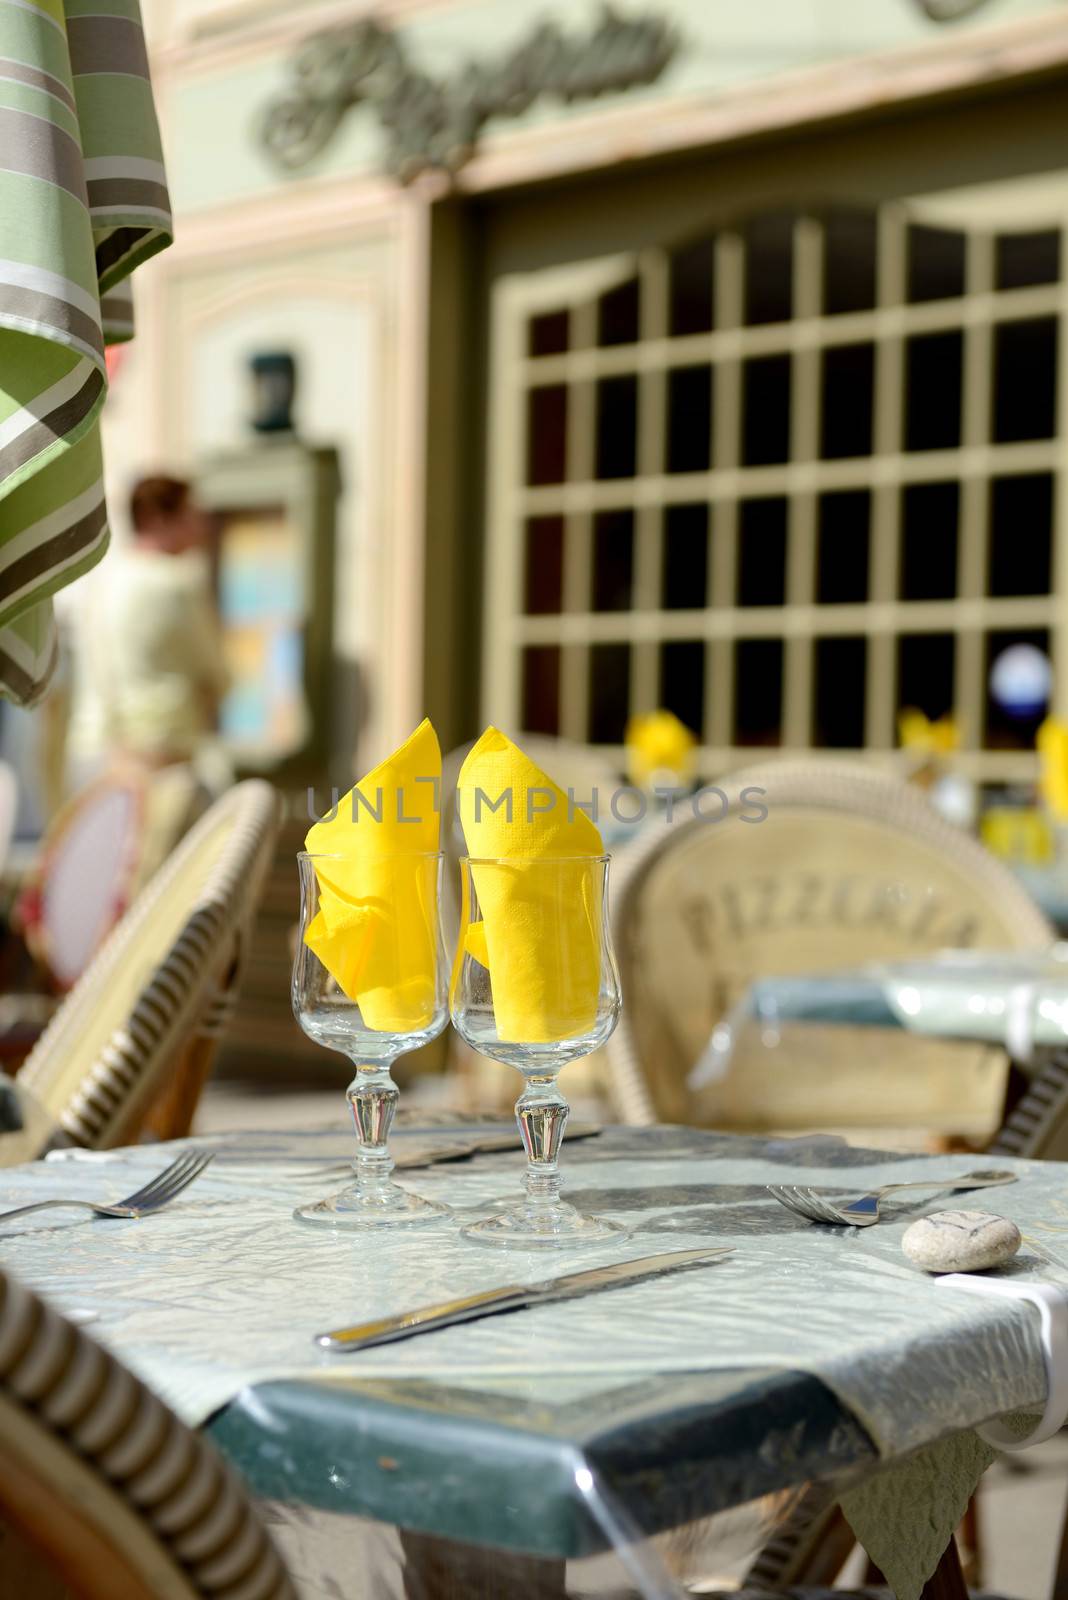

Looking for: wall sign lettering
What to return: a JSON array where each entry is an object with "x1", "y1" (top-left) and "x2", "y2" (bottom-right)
[{"x1": 260, "y1": 6, "x2": 679, "y2": 181}]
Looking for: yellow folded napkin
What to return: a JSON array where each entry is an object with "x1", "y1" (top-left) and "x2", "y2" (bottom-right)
[
  {"x1": 304, "y1": 718, "x2": 441, "y2": 1031},
  {"x1": 625, "y1": 709, "x2": 696, "y2": 788},
  {"x1": 456, "y1": 727, "x2": 604, "y2": 1043},
  {"x1": 1039, "y1": 718, "x2": 1068, "y2": 823},
  {"x1": 898, "y1": 708, "x2": 959, "y2": 756}
]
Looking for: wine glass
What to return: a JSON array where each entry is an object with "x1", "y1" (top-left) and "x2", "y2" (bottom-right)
[
  {"x1": 450, "y1": 854, "x2": 623, "y2": 1247},
  {"x1": 292, "y1": 851, "x2": 449, "y2": 1229}
]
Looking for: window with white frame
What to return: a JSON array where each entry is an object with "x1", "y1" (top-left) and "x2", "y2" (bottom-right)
[{"x1": 481, "y1": 205, "x2": 1064, "y2": 779}]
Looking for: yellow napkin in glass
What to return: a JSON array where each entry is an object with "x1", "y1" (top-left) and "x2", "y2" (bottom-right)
[
  {"x1": 1039, "y1": 718, "x2": 1068, "y2": 822},
  {"x1": 625, "y1": 709, "x2": 696, "y2": 787},
  {"x1": 457, "y1": 727, "x2": 604, "y2": 1043},
  {"x1": 304, "y1": 718, "x2": 440, "y2": 1031}
]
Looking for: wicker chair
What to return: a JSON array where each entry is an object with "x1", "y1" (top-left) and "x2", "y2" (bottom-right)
[
  {"x1": 14, "y1": 780, "x2": 280, "y2": 1155},
  {"x1": 0, "y1": 1267, "x2": 295, "y2": 1600},
  {"x1": 607, "y1": 758, "x2": 1053, "y2": 1143},
  {"x1": 17, "y1": 762, "x2": 209, "y2": 992}
]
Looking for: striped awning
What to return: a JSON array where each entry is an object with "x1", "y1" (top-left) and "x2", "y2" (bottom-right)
[{"x1": 0, "y1": 0, "x2": 171, "y2": 706}]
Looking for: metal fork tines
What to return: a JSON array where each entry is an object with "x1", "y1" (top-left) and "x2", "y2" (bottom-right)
[
  {"x1": 0, "y1": 1150, "x2": 214, "y2": 1227},
  {"x1": 767, "y1": 1167, "x2": 1017, "y2": 1227},
  {"x1": 768, "y1": 1184, "x2": 861, "y2": 1226}
]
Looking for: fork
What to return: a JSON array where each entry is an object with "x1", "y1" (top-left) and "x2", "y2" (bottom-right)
[
  {"x1": 767, "y1": 1167, "x2": 1017, "y2": 1227},
  {"x1": 0, "y1": 1151, "x2": 214, "y2": 1226}
]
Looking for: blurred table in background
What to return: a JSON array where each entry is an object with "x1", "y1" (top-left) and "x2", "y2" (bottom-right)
[
  {"x1": 717, "y1": 951, "x2": 1068, "y2": 1062},
  {"x1": 1014, "y1": 863, "x2": 1068, "y2": 936}
]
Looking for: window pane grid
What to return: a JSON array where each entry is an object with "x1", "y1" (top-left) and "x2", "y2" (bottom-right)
[
  {"x1": 1051, "y1": 223, "x2": 1068, "y2": 725},
  {"x1": 495, "y1": 207, "x2": 1068, "y2": 766},
  {"x1": 518, "y1": 282, "x2": 1063, "y2": 384},
  {"x1": 632, "y1": 247, "x2": 669, "y2": 717}
]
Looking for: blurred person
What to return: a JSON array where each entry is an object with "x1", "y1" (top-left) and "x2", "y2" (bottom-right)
[{"x1": 79, "y1": 474, "x2": 230, "y2": 779}]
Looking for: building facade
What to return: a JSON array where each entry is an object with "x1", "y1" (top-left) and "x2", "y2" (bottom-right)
[{"x1": 110, "y1": 0, "x2": 1068, "y2": 785}]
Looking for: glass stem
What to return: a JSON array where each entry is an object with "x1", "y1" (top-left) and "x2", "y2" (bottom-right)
[
  {"x1": 346, "y1": 1064, "x2": 399, "y2": 1200},
  {"x1": 516, "y1": 1073, "x2": 570, "y2": 1214}
]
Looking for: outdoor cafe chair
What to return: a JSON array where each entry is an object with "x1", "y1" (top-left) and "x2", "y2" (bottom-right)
[
  {"x1": 0, "y1": 762, "x2": 209, "y2": 1070},
  {"x1": 607, "y1": 757, "x2": 1053, "y2": 1146},
  {"x1": 12, "y1": 779, "x2": 280, "y2": 1157},
  {"x1": 0, "y1": 1266, "x2": 295, "y2": 1600},
  {"x1": 17, "y1": 760, "x2": 208, "y2": 993}
]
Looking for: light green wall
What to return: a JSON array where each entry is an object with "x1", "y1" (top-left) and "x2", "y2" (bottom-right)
[{"x1": 165, "y1": 0, "x2": 1065, "y2": 214}]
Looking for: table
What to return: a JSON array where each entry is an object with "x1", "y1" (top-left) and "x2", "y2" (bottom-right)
[
  {"x1": 0, "y1": 1124, "x2": 1063, "y2": 1599},
  {"x1": 1014, "y1": 863, "x2": 1068, "y2": 935},
  {"x1": 691, "y1": 952, "x2": 1068, "y2": 1087}
]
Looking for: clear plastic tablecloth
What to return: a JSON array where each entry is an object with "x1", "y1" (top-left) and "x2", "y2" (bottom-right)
[{"x1": 1, "y1": 1125, "x2": 1063, "y2": 1598}]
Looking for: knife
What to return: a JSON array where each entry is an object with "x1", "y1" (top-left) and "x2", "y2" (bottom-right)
[{"x1": 315, "y1": 1245, "x2": 734, "y2": 1352}]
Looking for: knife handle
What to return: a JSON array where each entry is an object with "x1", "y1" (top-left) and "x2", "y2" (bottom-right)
[{"x1": 317, "y1": 1284, "x2": 536, "y2": 1352}]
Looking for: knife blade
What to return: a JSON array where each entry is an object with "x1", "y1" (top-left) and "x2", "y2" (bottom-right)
[{"x1": 315, "y1": 1245, "x2": 734, "y2": 1352}]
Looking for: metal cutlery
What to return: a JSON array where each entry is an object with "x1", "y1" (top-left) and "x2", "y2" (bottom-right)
[
  {"x1": 767, "y1": 1167, "x2": 1017, "y2": 1227},
  {"x1": 316, "y1": 1244, "x2": 735, "y2": 1352},
  {"x1": 0, "y1": 1150, "x2": 214, "y2": 1226}
]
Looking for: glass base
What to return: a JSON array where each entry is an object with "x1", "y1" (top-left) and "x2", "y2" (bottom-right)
[
  {"x1": 294, "y1": 1182, "x2": 449, "y2": 1230},
  {"x1": 461, "y1": 1201, "x2": 626, "y2": 1249}
]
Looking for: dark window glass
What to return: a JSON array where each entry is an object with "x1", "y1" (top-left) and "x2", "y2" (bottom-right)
[
  {"x1": 523, "y1": 516, "x2": 564, "y2": 615},
  {"x1": 989, "y1": 475, "x2": 1053, "y2": 597},
  {"x1": 984, "y1": 629, "x2": 1051, "y2": 750},
  {"x1": 660, "y1": 641, "x2": 704, "y2": 737},
  {"x1": 744, "y1": 212, "x2": 793, "y2": 325},
  {"x1": 588, "y1": 643, "x2": 631, "y2": 744},
  {"x1": 814, "y1": 637, "x2": 866, "y2": 747},
  {"x1": 662, "y1": 503, "x2": 709, "y2": 609},
  {"x1": 598, "y1": 278, "x2": 640, "y2": 347},
  {"x1": 738, "y1": 499, "x2": 787, "y2": 606},
  {"x1": 669, "y1": 236, "x2": 715, "y2": 335},
  {"x1": 522, "y1": 646, "x2": 560, "y2": 735},
  {"x1": 824, "y1": 209, "x2": 877, "y2": 315},
  {"x1": 821, "y1": 344, "x2": 874, "y2": 459},
  {"x1": 526, "y1": 386, "x2": 567, "y2": 485},
  {"x1": 996, "y1": 232, "x2": 1060, "y2": 291},
  {"x1": 900, "y1": 482, "x2": 959, "y2": 600},
  {"x1": 528, "y1": 310, "x2": 569, "y2": 357},
  {"x1": 817, "y1": 490, "x2": 870, "y2": 603},
  {"x1": 898, "y1": 634, "x2": 955, "y2": 722},
  {"x1": 993, "y1": 319, "x2": 1057, "y2": 443},
  {"x1": 734, "y1": 639, "x2": 783, "y2": 746},
  {"x1": 742, "y1": 354, "x2": 791, "y2": 466},
  {"x1": 592, "y1": 510, "x2": 634, "y2": 612},
  {"x1": 666, "y1": 366, "x2": 712, "y2": 473},
  {"x1": 906, "y1": 225, "x2": 965, "y2": 303},
  {"x1": 905, "y1": 331, "x2": 963, "y2": 452},
  {"x1": 595, "y1": 376, "x2": 637, "y2": 479}
]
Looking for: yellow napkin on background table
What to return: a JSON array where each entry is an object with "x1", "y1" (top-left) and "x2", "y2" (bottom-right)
[
  {"x1": 456, "y1": 728, "x2": 605, "y2": 1043},
  {"x1": 625, "y1": 709, "x2": 696, "y2": 788},
  {"x1": 898, "y1": 708, "x2": 959, "y2": 756},
  {"x1": 304, "y1": 719, "x2": 441, "y2": 1031},
  {"x1": 1039, "y1": 718, "x2": 1068, "y2": 823}
]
